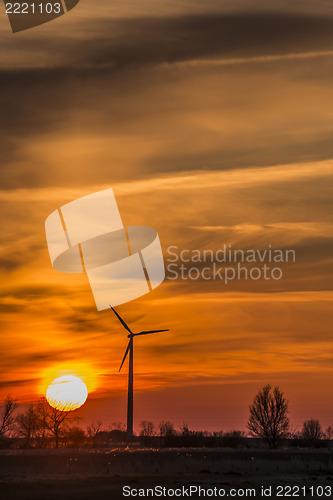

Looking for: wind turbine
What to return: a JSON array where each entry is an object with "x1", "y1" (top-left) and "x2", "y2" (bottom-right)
[{"x1": 110, "y1": 306, "x2": 169, "y2": 441}]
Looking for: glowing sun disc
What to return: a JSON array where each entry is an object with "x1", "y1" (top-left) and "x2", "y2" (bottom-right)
[{"x1": 46, "y1": 375, "x2": 88, "y2": 411}]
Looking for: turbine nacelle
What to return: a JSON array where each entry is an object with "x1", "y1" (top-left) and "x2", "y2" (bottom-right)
[{"x1": 109, "y1": 306, "x2": 169, "y2": 372}]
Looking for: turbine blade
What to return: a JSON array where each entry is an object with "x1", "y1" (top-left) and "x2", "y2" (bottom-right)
[
  {"x1": 134, "y1": 329, "x2": 169, "y2": 337},
  {"x1": 119, "y1": 341, "x2": 131, "y2": 372},
  {"x1": 110, "y1": 306, "x2": 133, "y2": 334}
]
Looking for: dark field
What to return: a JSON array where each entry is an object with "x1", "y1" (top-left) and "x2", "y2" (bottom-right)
[{"x1": 1, "y1": 448, "x2": 333, "y2": 499}]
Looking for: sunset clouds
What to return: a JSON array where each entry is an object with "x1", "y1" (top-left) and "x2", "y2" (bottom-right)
[{"x1": 0, "y1": 0, "x2": 333, "y2": 431}]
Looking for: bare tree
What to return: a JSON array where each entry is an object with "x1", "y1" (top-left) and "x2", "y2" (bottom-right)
[
  {"x1": 34, "y1": 397, "x2": 50, "y2": 447},
  {"x1": 35, "y1": 397, "x2": 77, "y2": 448},
  {"x1": 87, "y1": 420, "x2": 102, "y2": 447},
  {"x1": 248, "y1": 384, "x2": 289, "y2": 449},
  {"x1": 301, "y1": 419, "x2": 323, "y2": 440},
  {"x1": 110, "y1": 421, "x2": 126, "y2": 432},
  {"x1": 158, "y1": 420, "x2": 175, "y2": 437},
  {"x1": 0, "y1": 396, "x2": 17, "y2": 437},
  {"x1": 62, "y1": 426, "x2": 86, "y2": 447},
  {"x1": 288, "y1": 424, "x2": 299, "y2": 439},
  {"x1": 325, "y1": 426, "x2": 333, "y2": 440},
  {"x1": 180, "y1": 422, "x2": 191, "y2": 436},
  {"x1": 140, "y1": 420, "x2": 155, "y2": 437},
  {"x1": 16, "y1": 404, "x2": 38, "y2": 446}
]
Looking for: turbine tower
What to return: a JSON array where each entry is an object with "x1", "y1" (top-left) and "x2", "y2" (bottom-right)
[{"x1": 110, "y1": 306, "x2": 169, "y2": 441}]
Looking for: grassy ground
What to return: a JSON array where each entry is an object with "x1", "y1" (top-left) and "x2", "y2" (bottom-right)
[{"x1": 1, "y1": 448, "x2": 333, "y2": 499}]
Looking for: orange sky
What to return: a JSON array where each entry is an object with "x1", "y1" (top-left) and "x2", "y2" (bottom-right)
[{"x1": 0, "y1": 1, "x2": 333, "y2": 433}]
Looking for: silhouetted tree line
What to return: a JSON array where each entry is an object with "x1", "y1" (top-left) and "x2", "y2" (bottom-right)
[{"x1": 1, "y1": 386, "x2": 333, "y2": 449}]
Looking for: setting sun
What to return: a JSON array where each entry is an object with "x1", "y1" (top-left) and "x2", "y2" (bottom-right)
[{"x1": 46, "y1": 375, "x2": 88, "y2": 411}]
